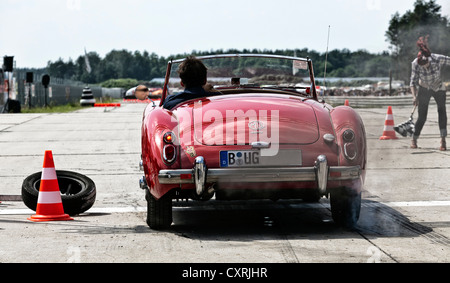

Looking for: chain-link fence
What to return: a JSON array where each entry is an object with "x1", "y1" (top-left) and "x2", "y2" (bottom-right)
[{"x1": 2, "y1": 71, "x2": 124, "y2": 110}]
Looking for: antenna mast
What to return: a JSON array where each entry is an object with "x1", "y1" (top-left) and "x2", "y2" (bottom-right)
[{"x1": 323, "y1": 25, "x2": 331, "y2": 99}]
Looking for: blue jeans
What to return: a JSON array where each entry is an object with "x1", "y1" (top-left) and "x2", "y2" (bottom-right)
[{"x1": 414, "y1": 87, "x2": 447, "y2": 138}]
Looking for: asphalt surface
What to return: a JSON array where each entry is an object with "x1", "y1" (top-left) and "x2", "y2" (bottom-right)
[{"x1": 0, "y1": 99, "x2": 449, "y2": 263}]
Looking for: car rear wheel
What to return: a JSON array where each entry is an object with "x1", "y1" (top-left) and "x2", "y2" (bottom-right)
[
  {"x1": 145, "y1": 189, "x2": 172, "y2": 230},
  {"x1": 330, "y1": 187, "x2": 361, "y2": 229}
]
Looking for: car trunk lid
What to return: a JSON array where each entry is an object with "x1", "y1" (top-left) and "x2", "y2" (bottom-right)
[{"x1": 191, "y1": 95, "x2": 319, "y2": 146}]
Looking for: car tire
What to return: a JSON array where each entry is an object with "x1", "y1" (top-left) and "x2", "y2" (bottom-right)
[
  {"x1": 145, "y1": 189, "x2": 172, "y2": 230},
  {"x1": 22, "y1": 170, "x2": 96, "y2": 216},
  {"x1": 330, "y1": 187, "x2": 361, "y2": 229}
]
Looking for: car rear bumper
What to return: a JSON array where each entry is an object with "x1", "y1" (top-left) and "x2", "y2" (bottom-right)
[{"x1": 156, "y1": 155, "x2": 362, "y2": 196}]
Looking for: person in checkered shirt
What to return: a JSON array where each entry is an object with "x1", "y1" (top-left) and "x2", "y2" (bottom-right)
[{"x1": 410, "y1": 36, "x2": 450, "y2": 151}]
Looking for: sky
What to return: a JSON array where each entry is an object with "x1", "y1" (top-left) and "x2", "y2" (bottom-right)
[{"x1": 1, "y1": 0, "x2": 449, "y2": 68}]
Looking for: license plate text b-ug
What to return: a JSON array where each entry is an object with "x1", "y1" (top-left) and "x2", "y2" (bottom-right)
[{"x1": 220, "y1": 151, "x2": 260, "y2": 167}]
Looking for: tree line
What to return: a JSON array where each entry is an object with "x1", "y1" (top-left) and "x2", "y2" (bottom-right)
[
  {"x1": 40, "y1": 0, "x2": 450, "y2": 88},
  {"x1": 386, "y1": 0, "x2": 450, "y2": 82},
  {"x1": 45, "y1": 48, "x2": 392, "y2": 87}
]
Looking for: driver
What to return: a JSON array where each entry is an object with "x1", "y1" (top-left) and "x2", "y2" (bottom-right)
[{"x1": 163, "y1": 56, "x2": 220, "y2": 110}]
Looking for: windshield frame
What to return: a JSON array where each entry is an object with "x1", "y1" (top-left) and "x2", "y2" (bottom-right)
[{"x1": 160, "y1": 54, "x2": 318, "y2": 106}]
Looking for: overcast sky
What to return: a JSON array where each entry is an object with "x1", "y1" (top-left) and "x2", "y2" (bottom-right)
[{"x1": 1, "y1": 0, "x2": 449, "y2": 68}]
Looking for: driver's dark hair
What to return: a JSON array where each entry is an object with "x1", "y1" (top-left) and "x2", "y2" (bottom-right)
[{"x1": 177, "y1": 56, "x2": 207, "y2": 88}]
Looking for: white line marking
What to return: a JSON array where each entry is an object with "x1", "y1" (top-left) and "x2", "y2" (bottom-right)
[
  {"x1": 1, "y1": 200, "x2": 449, "y2": 215},
  {"x1": 383, "y1": 200, "x2": 450, "y2": 207}
]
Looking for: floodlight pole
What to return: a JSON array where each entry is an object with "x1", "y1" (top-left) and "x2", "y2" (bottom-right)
[{"x1": 28, "y1": 82, "x2": 32, "y2": 108}]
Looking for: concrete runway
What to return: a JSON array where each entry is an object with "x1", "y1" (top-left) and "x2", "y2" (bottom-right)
[{"x1": 0, "y1": 101, "x2": 449, "y2": 263}]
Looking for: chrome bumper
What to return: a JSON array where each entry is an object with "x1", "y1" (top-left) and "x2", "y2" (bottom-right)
[{"x1": 158, "y1": 155, "x2": 361, "y2": 196}]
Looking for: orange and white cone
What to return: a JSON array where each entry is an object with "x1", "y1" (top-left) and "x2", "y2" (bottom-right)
[
  {"x1": 379, "y1": 106, "x2": 398, "y2": 140},
  {"x1": 28, "y1": 151, "x2": 73, "y2": 222}
]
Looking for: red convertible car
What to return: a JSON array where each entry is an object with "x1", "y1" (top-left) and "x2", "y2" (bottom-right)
[{"x1": 139, "y1": 54, "x2": 367, "y2": 229}]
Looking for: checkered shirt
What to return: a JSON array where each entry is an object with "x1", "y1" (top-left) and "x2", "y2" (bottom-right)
[{"x1": 410, "y1": 53, "x2": 450, "y2": 92}]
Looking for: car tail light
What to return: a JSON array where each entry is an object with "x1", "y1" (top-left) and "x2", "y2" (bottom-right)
[
  {"x1": 344, "y1": 142, "x2": 357, "y2": 161},
  {"x1": 164, "y1": 132, "x2": 175, "y2": 144},
  {"x1": 342, "y1": 129, "x2": 357, "y2": 161},
  {"x1": 162, "y1": 132, "x2": 177, "y2": 165},
  {"x1": 343, "y1": 129, "x2": 355, "y2": 142},
  {"x1": 163, "y1": 144, "x2": 177, "y2": 164}
]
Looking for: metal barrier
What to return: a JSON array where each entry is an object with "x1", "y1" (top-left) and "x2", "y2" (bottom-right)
[
  {"x1": 323, "y1": 92, "x2": 450, "y2": 108},
  {"x1": 2, "y1": 71, "x2": 448, "y2": 109},
  {"x1": 2, "y1": 71, "x2": 124, "y2": 109}
]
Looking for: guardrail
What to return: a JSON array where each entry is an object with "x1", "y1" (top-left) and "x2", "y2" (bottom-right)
[{"x1": 323, "y1": 92, "x2": 450, "y2": 108}]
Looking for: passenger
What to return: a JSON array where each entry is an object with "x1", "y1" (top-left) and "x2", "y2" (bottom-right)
[
  {"x1": 134, "y1": 85, "x2": 151, "y2": 100},
  {"x1": 163, "y1": 56, "x2": 220, "y2": 110},
  {"x1": 410, "y1": 36, "x2": 449, "y2": 151}
]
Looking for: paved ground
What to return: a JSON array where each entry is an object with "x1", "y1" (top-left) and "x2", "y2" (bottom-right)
[{"x1": 0, "y1": 100, "x2": 449, "y2": 263}]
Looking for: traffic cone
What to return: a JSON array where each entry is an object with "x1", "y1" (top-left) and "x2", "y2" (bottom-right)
[
  {"x1": 28, "y1": 151, "x2": 73, "y2": 222},
  {"x1": 344, "y1": 99, "x2": 350, "y2": 106},
  {"x1": 379, "y1": 106, "x2": 398, "y2": 140}
]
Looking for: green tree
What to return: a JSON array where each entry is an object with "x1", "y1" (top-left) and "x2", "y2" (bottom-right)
[
  {"x1": 47, "y1": 58, "x2": 76, "y2": 80},
  {"x1": 386, "y1": 0, "x2": 450, "y2": 82},
  {"x1": 75, "y1": 51, "x2": 101, "y2": 84},
  {"x1": 45, "y1": 47, "x2": 394, "y2": 85}
]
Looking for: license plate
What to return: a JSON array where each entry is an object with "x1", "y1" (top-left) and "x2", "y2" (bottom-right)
[{"x1": 220, "y1": 150, "x2": 302, "y2": 168}]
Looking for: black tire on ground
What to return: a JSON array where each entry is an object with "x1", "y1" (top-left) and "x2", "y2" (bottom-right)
[
  {"x1": 145, "y1": 189, "x2": 172, "y2": 230},
  {"x1": 21, "y1": 170, "x2": 96, "y2": 216},
  {"x1": 330, "y1": 187, "x2": 361, "y2": 229}
]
